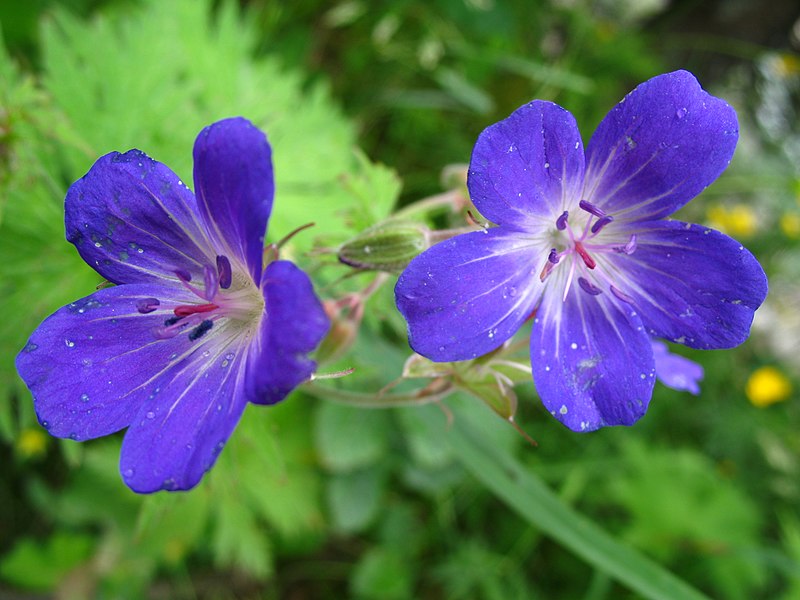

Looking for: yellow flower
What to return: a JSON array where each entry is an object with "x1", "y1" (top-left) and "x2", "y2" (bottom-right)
[
  {"x1": 16, "y1": 428, "x2": 48, "y2": 458},
  {"x1": 780, "y1": 213, "x2": 800, "y2": 239},
  {"x1": 746, "y1": 366, "x2": 792, "y2": 408},
  {"x1": 706, "y1": 204, "x2": 757, "y2": 238}
]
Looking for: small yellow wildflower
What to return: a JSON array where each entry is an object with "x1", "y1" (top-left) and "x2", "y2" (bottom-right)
[
  {"x1": 780, "y1": 213, "x2": 800, "y2": 239},
  {"x1": 16, "y1": 428, "x2": 48, "y2": 458},
  {"x1": 706, "y1": 204, "x2": 757, "y2": 238},
  {"x1": 746, "y1": 366, "x2": 792, "y2": 408}
]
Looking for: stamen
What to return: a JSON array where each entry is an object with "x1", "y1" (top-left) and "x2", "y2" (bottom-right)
[
  {"x1": 188, "y1": 319, "x2": 214, "y2": 341},
  {"x1": 578, "y1": 277, "x2": 602, "y2": 295},
  {"x1": 217, "y1": 255, "x2": 232, "y2": 289},
  {"x1": 539, "y1": 261, "x2": 556, "y2": 282},
  {"x1": 164, "y1": 316, "x2": 181, "y2": 327},
  {"x1": 136, "y1": 298, "x2": 160, "y2": 314},
  {"x1": 574, "y1": 242, "x2": 596, "y2": 269},
  {"x1": 174, "y1": 303, "x2": 219, "y2": 317},
  {"x1": 610, "y1": 285, "x2": 635, "y2": 304},
  {"x1": 555, "y1": 211, "x2": 569, "y2": 230},
  {"x1": 175, "y1": 268, "x2": 192, "y2": 283},
  {"x1": 623, "y1": 234, "x2": 637, "y2": 255},
  {"x1": 579, "y1": 200, "x2": 606, "y2": 218},
  {"x1": 590, "y1": 215, "x2": 614, "y2": 234},
  {"x1": 203, "y1": 265, "x2": 219, "y2": 301},
  {"x1": 547, "y1": 248, "x2": 560, "y2": 264}
]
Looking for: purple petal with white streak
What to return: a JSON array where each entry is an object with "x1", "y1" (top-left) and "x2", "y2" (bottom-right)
[
  {"x1": 609, "y1": 220, "x2": 767, "y2": 349},
  {"x1": 119, "y1": 340, "x2": 249, "y2": 493},
  {"x1": 65, "y1": 150, "x2": 213, "y2": 285},
  {"x1": 468, "y1": 100, "x2": 585, "y2": 229},
  {"x1": 584, "y1": 70, "x2": 738, "y2": 221},
  {"x1": 15, "y1": 283, "x2": 199, "y2": 441},
  {"x1": 531, "y1": 292, "x2": 655, "y2": 432},
  {"x1": 396, "y1": 228, "x2": 543, "y2": 362},
  {"x1": 193, "y1": 117, "x2": 273, "y2": 284}
]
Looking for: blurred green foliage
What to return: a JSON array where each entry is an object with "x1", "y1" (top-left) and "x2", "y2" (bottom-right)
[{"x1": 2, "y1": 0, "x2": 800, "y2": 599}]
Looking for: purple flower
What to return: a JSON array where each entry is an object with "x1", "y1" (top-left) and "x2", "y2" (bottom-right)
[
  {"x1": 395, "y1": 71, "x2": 767, "y2": 432},
  {"x1": 16, "y1": 118, "x2": 329, "y2": 492}
]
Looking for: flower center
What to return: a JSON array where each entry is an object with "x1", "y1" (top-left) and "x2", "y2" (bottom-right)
[
  {"x1": 538, "y1": 200, "x2": 637, "y2": 302},
  {"x1": 138, "y1": 255, "x2": 264, "y2": 341}
]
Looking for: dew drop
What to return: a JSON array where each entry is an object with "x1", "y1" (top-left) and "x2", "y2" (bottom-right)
[
  {"x1": 146, "y1": 411, "x2": 155, "y2": 419},
  {"x1": 559, "y1": 405, "x2": 568, "y2": 415},
  {"x1": 41, "y1": 420, "x2": 50, "y2": 429},
  {"x1": 570, "y1": 342, "x2": 578, "y2": 350},
  {"x1": 225, "y1": 352, "x2": 235, "y2": 360},
  {"x1": 23, "y1": 342, "x2": 38, "y2": 353},
  {"x1": 80, "y1": 393, "x2": 90, "y2": 403},
  {"x1": 221, "y1": 359, "x2": 229, "y2": 368},
  {"x1": 64, "y1": 339, "x2": 75, "y2": 348},
  {"x1": 123, "y1": 468, "x2": 135, "y2": 478},
  {"x1": 676, "y1": 107, "x2": 687, "y2": 119}
]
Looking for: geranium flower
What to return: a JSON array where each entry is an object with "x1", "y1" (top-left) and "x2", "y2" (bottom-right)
[
  {"x1": 16, "y1": 117, "x2": 329, "y2": 492},
  {"x1": 395, "y1": 71, "x2": 767, "y2": 432}
]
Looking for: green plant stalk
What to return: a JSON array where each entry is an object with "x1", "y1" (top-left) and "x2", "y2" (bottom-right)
[{"x1": 447, "y1": 414, "x2": 711, "y2": 600}]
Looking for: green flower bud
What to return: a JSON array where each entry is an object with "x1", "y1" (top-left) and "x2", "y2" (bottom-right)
[{"x1": 338, "y1": 220, "x2": 429, "y2": 273}]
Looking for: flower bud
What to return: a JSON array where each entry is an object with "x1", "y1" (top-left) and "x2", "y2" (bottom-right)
[{"x1": 338, "y1": 220, "x2": 429, "y2": 273}]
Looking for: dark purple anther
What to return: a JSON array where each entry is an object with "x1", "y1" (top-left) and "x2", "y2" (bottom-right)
[
  {"x1": 175, "y1": 268, "x2": 192, "y2": 283},
  {"x1": 217, "y1": 255, "x2": 232, "y2": 289},
  {"x1": 590, "y1": 215, "x2": 614, "y2": 234},
  {"x1": 578, "y1": 277, "x2": 602, "y2": 295},
  {"x1": 548, "y1": 248, "x2": 560, "y2": 264},
  {"x1": 556, "y1": 211, "x2": 569, "y2": 230},
  {"x1": 136, "y1": 298, "x2": 160, "y2": 314},
  {"x1": 579, "y1": 200, "x2": 606, "y2": 218}
]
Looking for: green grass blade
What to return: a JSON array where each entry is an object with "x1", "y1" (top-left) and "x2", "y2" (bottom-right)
[{"x1": 447, "y1": 413, "x2": 710, "y2": 600}]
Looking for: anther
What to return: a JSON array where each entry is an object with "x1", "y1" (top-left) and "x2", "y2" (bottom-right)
[
  {"x1": 188, "y1": 319, "x2": 214, "y2": 341},
  {"x1": 578, "y1": 277, "x2": 602, "y2": 295},
  {"x1": 615, "y1": 234, "x2": 637, "y2": 255},
  {"x1": 574, "y1": 242, "x2": 596, "y2": 269},
  {"x1": 590, "y1": 215, "x2": 614, "y2": 234},
  {"x1": 216, "y1": 255, "x2": 232, "y2": 289},
  {"x1": 175, "y1": 268, "x2": 192, "y2": 283},
  {"x1": 174, "y1": 303, "x2": 219, "y2": 317},
  {"x1": 610, "y1": 285, "x2": 635, "y2": 304},
  {"x1": 548, "y1": 248, "x2": 560, "y2": 264},
  {"x1": 539, "y1": 261, "x2": 556, "y2": 282},
  {"x1": 579, "y1": 200, "x2": 606, "y2": 218},
  {"x1": 555, "y1": 211, "x2": 569, "y2": 230},
  {"x1": 203, "y1": 265, "x2": 218, "y2": 301},
  {"x1": 136, "y1": 298, "x2": 160, "y2": 314}
]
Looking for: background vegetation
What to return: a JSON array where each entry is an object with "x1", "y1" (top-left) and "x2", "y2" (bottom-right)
[{"x1": 1, "y1": 0, "x2": 799, "y2": 598}]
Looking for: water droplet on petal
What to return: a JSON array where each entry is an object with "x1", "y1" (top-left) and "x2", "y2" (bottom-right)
[
  {"x1": 65, "y1": 339, "x2": 75, "y2": 348},
  {"x1": 80, "y1": 393, "x2": 90, "y2": 403},
  {"x1": 676, "y1": 107, "x2": 687, "y2": 119},
  {"x1": 146, "y1": 411, "x2": 155, "y2": 419}
]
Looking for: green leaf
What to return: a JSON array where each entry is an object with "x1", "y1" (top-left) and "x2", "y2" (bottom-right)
[
  {"x1": 351, "y1": 547, "x2": 415, "y2": 600},
  {"x1": 210, "y1": 486, "x2": 274, "y2": 579},
  {"x1": 430, "y1": 400, "x2": 712, "y2": 600},
  {"x1": 39, "y1": 0, "x2": 395, "y2": 253},
  {"x1": 314, "y1": 401, "x2": 392, "y2": 472},
  {"x1": 327, "y1": 468, "x2": 386, "y2": 534},
  {"x1": 0, "y1": 532, "x2": 94, "y2": 592}
]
